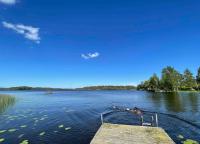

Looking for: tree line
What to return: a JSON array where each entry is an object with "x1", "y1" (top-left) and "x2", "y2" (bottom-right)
[
  {"x1": 0, "y1": 86, "x2": 137, "y2": 91},
  {"x1": 0, "y1": 86, "x2": 72, "y2": 91},
  {"x1": 137, "y1": 66, "x2": 200, "y2": 92},
  {"x1": 78, "y1": 85, "x2": 136, "y2": 90}
]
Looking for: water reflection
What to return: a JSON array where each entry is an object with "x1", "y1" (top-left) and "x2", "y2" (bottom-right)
[
  {"x1": 149, "y1": 92, "x2": 199, "y2": 112},
  {"x1": 0, "y1": 94, "x2": 16, "y2": 113}
]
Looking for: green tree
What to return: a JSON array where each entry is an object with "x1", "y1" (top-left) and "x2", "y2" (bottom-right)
[
  {"x1": 182, "y1": 69, "x2": 197, "y2": 90},
  {"x1": 196, "y1": 67, "x2": 200, "y2": 84},
  {"x1": 148, "y1": 74, "x2": 160, "y2": 92},
  {"x1": 160, "y1": 66, "x2": 182, "y2": 91},
  {"x1": 137, "y1": 80, "x2": 150, "y2": 90}
]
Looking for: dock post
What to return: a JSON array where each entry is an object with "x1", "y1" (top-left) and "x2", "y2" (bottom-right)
[
  {"x1": 141, "y1": 115, "x2": 143, "y2": 126},
  {"x1": 155, "y1": 113, "x2": 158, "y2": 127},
  {"x1": 101, "y1": 113, "x2": 104, "y2": 124},
  {"x1": 151, "y1": 116, "x2": 154, "y2": 126}
]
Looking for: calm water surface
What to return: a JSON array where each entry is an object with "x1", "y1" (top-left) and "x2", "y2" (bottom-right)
[{"x1": 0, "y1": 90, "x2": 200, "y2": 144}]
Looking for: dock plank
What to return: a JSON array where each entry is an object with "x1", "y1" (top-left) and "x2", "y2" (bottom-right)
[{"x1": 90, "y1": 123, "x2": 175, "y2": 144}]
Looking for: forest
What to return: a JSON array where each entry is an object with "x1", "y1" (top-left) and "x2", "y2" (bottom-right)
[{"x1": 137, "y1": 66, "x2": 200, "y2": 92}]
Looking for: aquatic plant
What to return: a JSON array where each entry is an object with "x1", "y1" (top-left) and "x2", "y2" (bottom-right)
[
  {"x1": 20, "y1": 125, "x2": 27, "y2": 128},
  {"x1": 8, "y1": 129, "x2": 17, "y2": 132},
  {"x1": 20, "y1": 140, "x2": 29, "y2": 144},
  {"x1": 58, "y1": 125, "x2": 64, "y2": 128},
  {"x1": 18, "y1": 134, "x2": 24, "y2": 139},
  {"x1": 182, "y1": 139, "x2": 199, "y2": 144},
  {"x1": 34, "y1": 120, "x2": 39, "y2": 123},
  {"x1": 0, "y1": 130, "x2": 6, "y2": 134},
  {"x1": 40, "y1": 117, "x2": 46, "y2": 121},
  {"x1": 178, "y1": 135, "x2": 184, "y2": 139},
  {"x1": 0, "y1": 138, "x2": 5, "y2": 143},
  {"x1": 65, "y1": 127, "x2": 71, "y2": 131},
  {"x1": 39, "y1": 132, "x2": 45, "y2": 136},
  {"x1": 0, "y1": 94, "x2": 16, "y2": 114}
]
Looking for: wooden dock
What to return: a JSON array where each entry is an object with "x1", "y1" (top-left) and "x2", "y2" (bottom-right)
[{"x1": 90, "y1": 123, "x2": 175, "y2": 144}]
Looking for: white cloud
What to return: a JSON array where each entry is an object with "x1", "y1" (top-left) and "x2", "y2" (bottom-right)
[
  {"x1": 0, "y1": 0, "x2": 16, "y2": 5},
  {"x1": 81, "y1": 52, "x2": 100, "y2": 59},
  {"x1": 2, "y1": 21, "x2": 41, "y2": 43}
]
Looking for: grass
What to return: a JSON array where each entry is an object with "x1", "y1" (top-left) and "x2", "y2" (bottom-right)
[{"x1": 0, "y1": 94, "x2": 16, "y2": 114}]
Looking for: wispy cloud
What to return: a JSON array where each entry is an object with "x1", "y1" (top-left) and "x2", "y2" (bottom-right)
[
  {"x1": 0, "y1": 0, "x2": 16, "y2": 5},
  {"x1": 2, "y1": 21, "x2": 41, "y2": 43},
  {"x1": 81, "y1": 52, "x2": 100, "y2": 59}
]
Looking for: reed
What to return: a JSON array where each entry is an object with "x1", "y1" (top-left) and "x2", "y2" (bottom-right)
[{"x1": 0, "y1": 94, "x2": 16, "y2": 113}]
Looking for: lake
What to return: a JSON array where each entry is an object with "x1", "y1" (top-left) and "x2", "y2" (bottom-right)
[{"x1": 0, "y1": 91, "x2": 200, "y2": 144}]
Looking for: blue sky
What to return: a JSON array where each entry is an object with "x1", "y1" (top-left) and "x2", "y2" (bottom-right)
[{"x1": 0, "y1": 0, "x2": 200, "y2": 88}]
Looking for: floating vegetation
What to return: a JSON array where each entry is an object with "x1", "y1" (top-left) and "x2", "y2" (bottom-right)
[
  {"x1": 0, "y1": 94, "x2": 16, "y2": 114},
  {"x1": 18, "y1": 134, "x2": 24, "y2": 139},
  {"x1": 65, "y1": 127, "x2": 71, "y2": 131},
  {"x1": 58, "y1": 125, "x2": 64, "y2": 128},
  {"x1": 20, "y1": 125, "x2": 27, "y2": 128},
  {"x1": 8, "y1": 129, "x2": 17, "y2": 132},
  {"x1": 0, "y1": 130, "x2": 6, "y2": 134},
  {"x1": 39, "y1": 132, "x2": 45, "y2": 136},
  {"x1": 8, "y1": 116, "x2": 18, "y2": 119},
  {"x1": 40, "y1": 118, "x2": 45, "y2": 121},
  {"x1": 65, "y1": 110, "x2": 75, "y2": 113},
  {"x1": 34, "y1": 120, "x2": 39, "y2": 123},
  {"x1": 0, "y1": 138, "x2": 5, "y2": 143},
  {"x1": 182, "y1": 139, "x2": 199, "y2": 144},
  {"x1": 20, "y1": 140, "x2": 29, "y2": 144},
  {"x1": 178, "y1": 134, "x2": 184, "y2": 139}
]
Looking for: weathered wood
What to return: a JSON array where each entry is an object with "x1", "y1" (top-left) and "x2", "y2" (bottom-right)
[{"x1": 90, "y1": 123, "x2": 175, "y2": 144}]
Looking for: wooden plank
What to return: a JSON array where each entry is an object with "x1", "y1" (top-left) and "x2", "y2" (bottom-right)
[{"x1": 90, "y1": 123, "x2": 175, "y2": 144}]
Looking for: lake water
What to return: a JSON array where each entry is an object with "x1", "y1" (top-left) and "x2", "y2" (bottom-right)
[{"x1": 0, "y1": 90, "x2": 200, "y2": 144}]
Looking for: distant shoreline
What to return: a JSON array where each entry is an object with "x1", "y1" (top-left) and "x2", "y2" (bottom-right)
[{"x1": 0, "y1": 85, "x2": 136, "y2": 91}]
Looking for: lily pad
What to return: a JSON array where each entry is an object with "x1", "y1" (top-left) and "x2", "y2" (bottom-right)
[
  {"x1": 39, "y1": 132, "x2": 45, "y2": 136},
  {"x1": 20, "y1": 140, "x2": 29, "y2": 144},
  {"x1": 0, "y1": 138, "x2": 5, "y2": 143},
  {"x1": 18, "y1": 134, "x2": 25, "y2": 139},
  {"x1": 34, "y1": 120, "x2": 39, "y2": 123},
  {"x1": 8, "y1": 129, "x2": 17, "y2": 132},
  {"x1": 40, "y1": 118, "x2": 45, "y2": 121},
  {"x1": 0, "y1": 130, "x2": 6, "y2": 134},
  {"x1": 65, "y1": 127, "x2": 71, "y2": 131},
  {"x1": 182, "y1": 139, "x2": 199, "y2": 144},
  {"x1": 178, "y1": 135, "x2": 184, "y2": 139},
  {"x1": 58, "y1": 125, "x2": 64, "y2": 128},
  {"x1": 20, "y1": 125, "x2": 27, "y2": 128}
]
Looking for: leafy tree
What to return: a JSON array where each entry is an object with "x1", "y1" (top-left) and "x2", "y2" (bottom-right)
[
  {"x1": 137, "y1": 66, "x2": 200, "y2": 92},
  {"x1": 182, "y1": 69, "x2": 197, "y2": 90},
  {"x1": 196, "y1": 67, "x2": 200, "y2": 84},
  {"x1": 160, "y1": 66, "x2": 182, "y2": 91},
  {"x1": 137, "y1": 81, "x2": 149, "y2": 90},
  {"x1": 148, "y1": 74, "x2": 160, "y2": 92}
]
